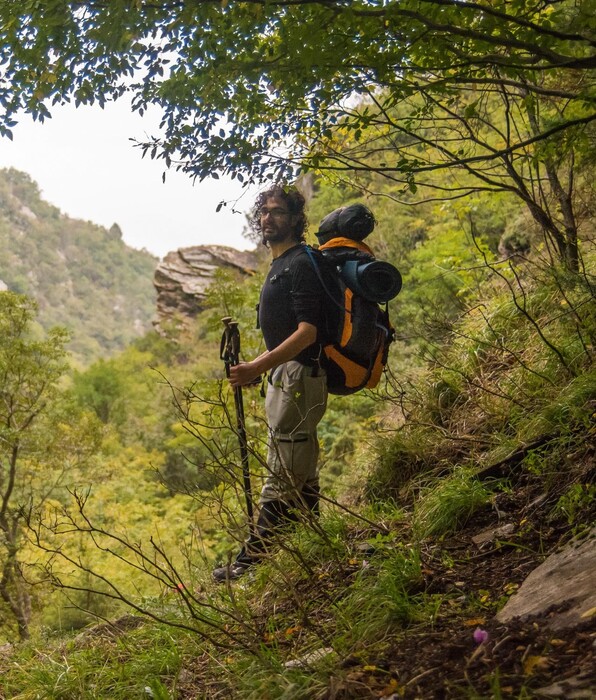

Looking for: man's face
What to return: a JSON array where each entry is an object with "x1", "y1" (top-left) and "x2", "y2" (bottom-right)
[{"x1": 260, "y1": 196, "x2": 295, "y2": 244}]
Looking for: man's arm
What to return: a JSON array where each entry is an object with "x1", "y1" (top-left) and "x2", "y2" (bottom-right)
[{"x1": 229, "y1": 321, "x2": 317, "y2": 387}]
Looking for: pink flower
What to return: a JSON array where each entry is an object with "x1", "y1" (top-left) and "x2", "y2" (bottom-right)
[{"x1": 473, "y1": 627, "x2": 489, "y2": 644}]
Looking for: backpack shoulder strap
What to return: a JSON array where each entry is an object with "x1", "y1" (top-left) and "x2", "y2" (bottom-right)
[{"x1": 305, "y1": 246, "x2": 347, "y2": 315}]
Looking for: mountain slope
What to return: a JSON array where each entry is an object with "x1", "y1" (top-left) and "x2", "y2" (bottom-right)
[{"x1": 0, "y1": 168, "x2": 157, "y2": 363}]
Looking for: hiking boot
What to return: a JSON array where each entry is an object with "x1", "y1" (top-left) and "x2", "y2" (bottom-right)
[
  {"x1": 211, "y1": 499, "x2": 291, "y2": 584},
  {"x1": 212, "y1": 559, "x2": 253, "y2": 583},
  {"x1": 300, "y1": 482, "x2": 320, "y2": 517}
]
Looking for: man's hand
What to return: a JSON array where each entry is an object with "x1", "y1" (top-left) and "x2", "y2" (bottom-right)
[
  {"x1": 228, "y1": 322, "x2": 317, "y2": 389},
  {"x1": 229, "y1": 361, "x2": 261, "y2": 388}
]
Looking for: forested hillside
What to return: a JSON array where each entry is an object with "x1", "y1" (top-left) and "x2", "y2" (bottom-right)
[
  {"x1": 0, "y1": 0, "x2": 594, "y2": 697},
  {"x1": 0, "y1": 168, "x2": 157, "y2": 362}
]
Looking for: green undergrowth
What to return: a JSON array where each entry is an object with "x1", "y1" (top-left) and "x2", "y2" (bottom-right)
[
  {"x1": 0, "y1": 622, "x2": 189, "y2": 700},
  {"x1": 2, "y1": 443, "x2": 594, "y2": 699},
  {"x1": 412, "y1": 467, "x2": 494, "y2": 539},
  {"x1": 1, "y1": 262, "x2": 594, "y2": 698},
  {"x1": 369, "y1": 263, "x2": 595, "y2": 499},
  {"x1": 0, "y1": 495, "x2": 499, "y2": 699}
]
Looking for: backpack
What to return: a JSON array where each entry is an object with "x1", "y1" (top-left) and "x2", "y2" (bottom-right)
[
  {"x1": 305, "y1": 244, "x2": 400, "y2": 395},
  {"x1": 307, "y1": 203, "x2": 402, "y2": 395}
]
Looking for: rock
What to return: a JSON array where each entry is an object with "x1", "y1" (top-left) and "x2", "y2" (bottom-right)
[
  {"x1": 153, "y1": 245, "x2": 259, "y2": 334},
  {"x1": 355, "y1": 542, "x2": 377, "y2": 555},
  {"x1": 472, "y1": 523, "x2": 516, "y2": 547},
  {"x1": 284, "y1": 646, "x2": 335, "y2": 668},
  {"x1": 19, "y1": 204, "x2": 37, "y2": 221},
  {"x1": 496, "y1": 528, "x2": 596, "y2": 631},
  {"x1": 0, "y1": 642, "x2": 14, "y2": 658},
  {"x1": 176, "y1": 668, "x2": 194, "y2": 685},
  {"x1": 534, "y1": 672, "x2": 596, "y2": 698}
]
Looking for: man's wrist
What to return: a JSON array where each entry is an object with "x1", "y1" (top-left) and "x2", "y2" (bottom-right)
[{"x1": 253, "y1": 354, "x2": 271, "y2": 376}]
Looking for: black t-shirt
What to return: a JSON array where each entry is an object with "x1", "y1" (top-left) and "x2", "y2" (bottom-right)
[{"x1": 258, "y1": 244, "x2": 324, "y2": 366}]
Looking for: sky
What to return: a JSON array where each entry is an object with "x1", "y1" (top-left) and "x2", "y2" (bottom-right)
[{"x1": 0, "y1": 100, "x2": 259, "y2": 259}]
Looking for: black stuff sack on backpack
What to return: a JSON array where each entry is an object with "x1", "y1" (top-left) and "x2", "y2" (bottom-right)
[{"x1": 317, "y1": 203, "x2": 376, "y2": 244}]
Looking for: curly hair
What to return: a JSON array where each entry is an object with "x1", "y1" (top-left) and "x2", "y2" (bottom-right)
[{"x1": 249, "y1": 186, "x2": 308, "y2": 244}]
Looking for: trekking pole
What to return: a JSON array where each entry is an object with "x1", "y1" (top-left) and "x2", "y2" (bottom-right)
[{"x1": 220, "y1": 317, "x2": 254, "y2": 526}]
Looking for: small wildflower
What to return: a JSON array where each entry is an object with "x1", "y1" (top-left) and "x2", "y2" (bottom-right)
[{"x1": 473, "y1": 627, "x2": 489, "y2": 644}]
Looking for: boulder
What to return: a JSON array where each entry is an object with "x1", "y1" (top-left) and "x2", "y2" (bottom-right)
[
  {"x1": 153, "y1": 245, "x2": 259, "y2": 334},
  {"x1": 496, "y1": 528, "x2": 596, "y2": 631}
]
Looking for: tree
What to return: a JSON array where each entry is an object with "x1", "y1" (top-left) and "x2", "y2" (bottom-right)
[
  {"x1": 0, "y1": 292, "x2": 100, "y2": 640},
  {"x1": 1, "y1": 0, "x2": 593, "y2": 269}
]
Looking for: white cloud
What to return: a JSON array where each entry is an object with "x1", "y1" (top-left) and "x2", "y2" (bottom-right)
[{"x1": 0, "y1": 100, "x2": 259, "y2": 258}]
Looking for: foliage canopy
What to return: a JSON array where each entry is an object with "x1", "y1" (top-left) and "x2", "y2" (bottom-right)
[
  {"x1": 1, "y1": 0, "x2": 593, "y2": 268},
  {"x1": 1, "y1": 0, "x2": 592, "y2": 176}
]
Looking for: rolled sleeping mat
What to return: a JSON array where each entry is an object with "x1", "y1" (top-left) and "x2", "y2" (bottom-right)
[{"x1": 340, "y1": 259, "x2": 402, "y2": 303}]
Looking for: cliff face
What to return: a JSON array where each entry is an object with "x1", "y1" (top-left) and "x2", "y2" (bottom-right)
[{"x1": 153, "y1": 245, "x2": 259, "y2": 333}]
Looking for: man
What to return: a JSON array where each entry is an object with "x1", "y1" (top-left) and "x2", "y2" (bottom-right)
[{"x1": 213, "y1": 185, "x2": 328, "y2": 582}]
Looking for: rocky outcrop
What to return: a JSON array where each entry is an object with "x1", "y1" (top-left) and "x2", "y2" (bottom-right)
[
  {"x1": 496, "y1": 528, "x2": 596, "y2": 631},
  {"x1": 153, "y1": 245, "x2": 259, "y2": 333}
]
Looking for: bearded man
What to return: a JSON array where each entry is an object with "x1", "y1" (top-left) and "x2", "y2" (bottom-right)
[{"x1": 213, "y1": 186, "x2": 328, "y2": 582}]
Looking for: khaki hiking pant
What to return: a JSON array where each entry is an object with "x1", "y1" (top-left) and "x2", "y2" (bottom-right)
[{"x1": 260, "y1": 360, "x2": 328, "y2": 505}]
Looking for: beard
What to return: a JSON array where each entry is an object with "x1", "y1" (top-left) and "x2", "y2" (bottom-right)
[{"x1": 262, "y1": 226, "x2": 295, "y2": 245}]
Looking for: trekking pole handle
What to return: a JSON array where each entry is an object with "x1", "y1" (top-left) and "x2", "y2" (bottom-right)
[
  {"x1": 221, "y1": 319, "x2": 261, "y2": 386},
  {"x1": 229, "y1": 322, "x2": 241, "y2": 362},
  {"x1": 220, "y1": 317, "x2": 239, "y2": 375}
]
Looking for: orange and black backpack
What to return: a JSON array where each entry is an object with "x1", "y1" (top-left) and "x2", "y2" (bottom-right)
[{"x1": 305, "y1": 204, "x2": 402, "y2": 395}]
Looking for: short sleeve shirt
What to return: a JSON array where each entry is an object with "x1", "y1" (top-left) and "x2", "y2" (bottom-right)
[{"x1": 258, "y1": 244, "x2": 324, "y2": 366}]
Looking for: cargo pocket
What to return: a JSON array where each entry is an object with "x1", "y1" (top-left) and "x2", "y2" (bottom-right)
[{"x1": 267, "y1": 361, "x2": 309, "y2": 436}]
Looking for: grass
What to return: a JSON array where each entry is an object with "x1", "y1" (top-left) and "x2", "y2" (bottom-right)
[
  {"x1": 333, "y1": 545, "x2": 422, "y2": 648},
  {"x1": 0, "y1": 622, "x2": 189, "y2": 700},
  {"x1": 368, "y1": 263, "x2": 595, "y2": 500},
  {"x1": 412, "y1": 467, "x2": 494, "y2": 539},
  {"x1": 222, "y1": 653, "x2": 326, "y2": 700},
  {"x1": 2, "y1": 434, "x2": 593, "y2": 699}
]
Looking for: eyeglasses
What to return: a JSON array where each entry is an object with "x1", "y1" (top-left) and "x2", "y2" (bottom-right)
[{"x1": 260, "y1": 207, "x2": 290, "y2": 218}]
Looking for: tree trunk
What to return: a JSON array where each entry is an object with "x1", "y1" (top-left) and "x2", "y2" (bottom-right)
[
  {"x1": 0, "y1": 521, "x2": 31, "y2": 641},
  {"x1": 521, "y1": 86, "x2": 580, "y2": 272}
]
